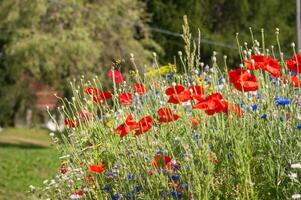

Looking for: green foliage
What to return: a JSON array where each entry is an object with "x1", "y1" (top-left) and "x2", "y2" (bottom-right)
[
  {"x1": 146, "y1": 0, "x2": 296, "y2": 63},
  {"x1": 0, "y1": 0, "x2": 157, "y2": 125}
]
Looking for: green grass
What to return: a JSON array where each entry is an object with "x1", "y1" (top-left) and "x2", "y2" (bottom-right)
[{"x1": 0, "y1": 128, "x2": 59, "y2": 200}]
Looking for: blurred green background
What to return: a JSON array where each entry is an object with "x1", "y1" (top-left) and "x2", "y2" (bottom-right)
[{"x1": 0, "y1": 0, "x2": 298, "y2": 199}]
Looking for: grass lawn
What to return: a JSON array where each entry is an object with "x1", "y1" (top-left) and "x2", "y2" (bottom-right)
[{"x1": 0, "y1": 128, "x2": 59, "y2": 200}]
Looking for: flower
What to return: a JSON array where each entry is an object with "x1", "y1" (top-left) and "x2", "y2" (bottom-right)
[
  {"x1": 111, "y1": 194, "x2": 121, "y2": 200},
  {"x1": 119, "y1": 92, "x2": 133, "y2": 106},
  {"x1": 263, "y1": 57, "x2": 282, "y2": 78},
  {"x1": 188, "y1": 85, "x2": 204, "y2": 101},
  {"x1": 108, "y1": 69, "x2": 124, "y2": 83},
  {"x1": 88, "y1": 162, "x2": 106, "y2": 174},
  {"x1": 286, "y1": 54, "x2": 301, "y2": 74},
  {"x1": 85, "y1": 87, "x2": 99, "y2": 96},
  {"x1": 261, "y1": 114, "x2": 267, "y2": 119},
  {"x1": 102, "y1": 186, "x2": 113, "y2": 191},
  {"x1": 64, "y1": 119, "x2": 77, "y2": 128},
  {"x1": 135, "y1": 116, "x2": 153, "y2": 136},
  {"x1": 165, "y1": 84, "x2": 204, "y2": 104},
  {"x1": 70, "y1": 190, "x2": 84, "y2": 199},
  {"x1": 227, "y1": 103, "x2": 243, "y2": 117},
  {"x1": 208, "y1": 152, "x2": 218, "y2": 164},
  {"x1": 165, "y1": 84, "x2": 191, "y2": 104},
  {"x1": 85, "y1": 87, "x2": 112, "y2": 103},
  {"x1": 291, "y1": 76, "x2": 301, "y2": 87},
  {"x1": 134, "y1": 84, "x2": 147, "y2": 95},
  {"x1": 275, "y1": 97, "x2": 290, "y2": 106},
  {"x1": 171, "y1": 174, "x2": 181, "y2": 181},
  {"x1": 151, "y1": 154, "x2": 172, "y2": 169},
  {"x1": 296, "y1": 124, "x2": 301, "y2": 130},
  {"x1": 244, "y1": 55, "x2": 266, "y2": 70},
  {"x1": 193, "y1": 93, "x2": 228, "y2": 115},
  {"x1": 190, "y1": 118, "x2": 199, "y2": 127},
  {"x1": 251, "y1": 104, "x2": 258, "y2": 111},
  {"x1": 157, "y1": 107, "x2": 180, "y2": 123},
  {"x1": 59, "y1": 164, "x2": 68, "y2": 174},
  {"x1": 114, "y1": 114, "x2": 139, "y2": 138},
  {"x1": 92, "y1": 91, "x2": 112, "y2": 103},
  {"x1": 228, "y1": 69, "x2": 259, "y2": 92},
  {"x1": 245, "y1": 55, "x2": 281, "y2": 77}
]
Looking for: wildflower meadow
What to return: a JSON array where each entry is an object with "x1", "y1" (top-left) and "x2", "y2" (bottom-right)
[{"x1": 30, "y1": 19, "x2": 301, "y2": 200}]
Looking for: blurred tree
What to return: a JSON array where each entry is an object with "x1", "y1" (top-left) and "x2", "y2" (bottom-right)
[
  {"x1": 0, "y1": 0, "x2": 159, "y2": 126},
  {"x1": 145, "y1": 0, "x2": 296, "y2": 65}
]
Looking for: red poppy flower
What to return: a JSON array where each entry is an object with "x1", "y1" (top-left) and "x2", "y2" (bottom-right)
[
  {"x1": 286, "y1": 54, "x2": 301, "y2": 74},
  {"x1": 92, "y1": 91, "x2": 112, "y2": 103},
  {"x1": 119, "y1": 92, "x2": 133, "y2": 106},
  {"x1": 64, "y1": 119, "x2": 78, "y2": 128},
  {"x1": 134, "y1": 84, "x2": 147, "y2": 95},
  {"x1": 135, "y1": 116, "x2": 153, "y2": 136},
  {"x1": 291, "y1": 76, "x2": 301, "y2": 87},
  {"x1": 88, "y1": 162, "x2": 106, "y2": 174},
  {"x1": 263, "y1": 57, "x2": 282, "y2": 78},
  {"x1": 245, "y1": 55, "x2": 281, "y2": 77},
  {"x1": 151, "y1": 154, "x2": 172, "y2": 169},
  {"x1": 108, "y1": 69, "x2": 124, "y2": 83},
  {"x1": 227, "y1": 103, "x2": 243, "y2": 117},
  {"x1": 85, "y1": 87, "x2": 99, "y2": 96},
  {"x1": 188, "y1": 85, "x2": 205, "y2": 101},
  {"x1": 165, "y1": 84, "x2": 191, "y2": 104},
  {"x1": 193, "y1": 93, "x2": 228, "y2": 115},
  {"x1": 244, "y1": 55, "x2": 266, "y2": 70},
  {"x1": 157, "y1": 107, "x2": 180, "y2": 123},
  {"x1": 228, "y1": 69, "x2": 259, "y2": 92},
  {"x1": 114, "y1": 114, "x2": 139, "y2": 138},
  {"x1": 190, "y1": 118, "x2": 199, "y2": 127}
]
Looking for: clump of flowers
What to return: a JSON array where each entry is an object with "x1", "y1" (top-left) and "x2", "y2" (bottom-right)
[{"x1": 30, "y1": 23, "x2": 301, "y2": 200}]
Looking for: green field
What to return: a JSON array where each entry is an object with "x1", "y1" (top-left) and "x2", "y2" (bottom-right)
[{"x1": 0, "y1": 128, "x2": 59, "y2": 200}]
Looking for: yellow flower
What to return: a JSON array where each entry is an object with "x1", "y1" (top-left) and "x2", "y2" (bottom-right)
[
  {"x1": 129, "y1": 70, "x2": 139, "y2": 78},
  {"x1": 158, "y1": 63, "x2": 176, "y2": 76},
  {"x1": 145, "y1": 69, "x2": 158, "y2": 77},
  {"x1": 106, "y1": 119, "x2": 114, "y2": 128},
  {"x1": 206, "y1": 84, "x2": 214, "y2": 92}
]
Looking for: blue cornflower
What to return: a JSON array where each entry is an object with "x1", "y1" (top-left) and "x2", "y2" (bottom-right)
[
  {"x1": 296, "y1": 124, "x2": 301, "y2": 130},
  {"x1": 191, "y1": 133, "x2": 202, "y2": 139},
  {"x1": 291, "y1": 71, "x2": 297, "y2": 76},
  {"x1": 160, "y1": 191, "x2": 169, "y2": 197},
  {"x1": 275, "y1": 97, "x2": 291, "y2": 106},
  {"x1": 166, "y1": 74, "x2": 173, "y2": 79},
  {"x1": 171, "y1": 191, "x2": 183, "y2": 199},
  {"x1": 251, "y1": 104, "x2": 258, "y2": 111},
  {"x1": 269, "y1": 76, "x2": 278, "y2": 83},
  {"x1": 111, "y1": 194, "x2": 121, "y2": 200},
  {"x1": 171, "y1": 191, "x2": 179, "y2": 198},
  {"x1": 128, "y1": 174, "x2": 135, "y2": 180},
  {"x1": 261, "y1": 114, "x2": 267, "y2": 119},
  {"x1": 171, "y1": 175, "x2": 181, "y2": 181},
  {"x1": 134, "y1": 186, "x2": 142, "y2": 193},
  {"x1": 103, "y1": 186, "x2": 113, "y2": 191}
]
